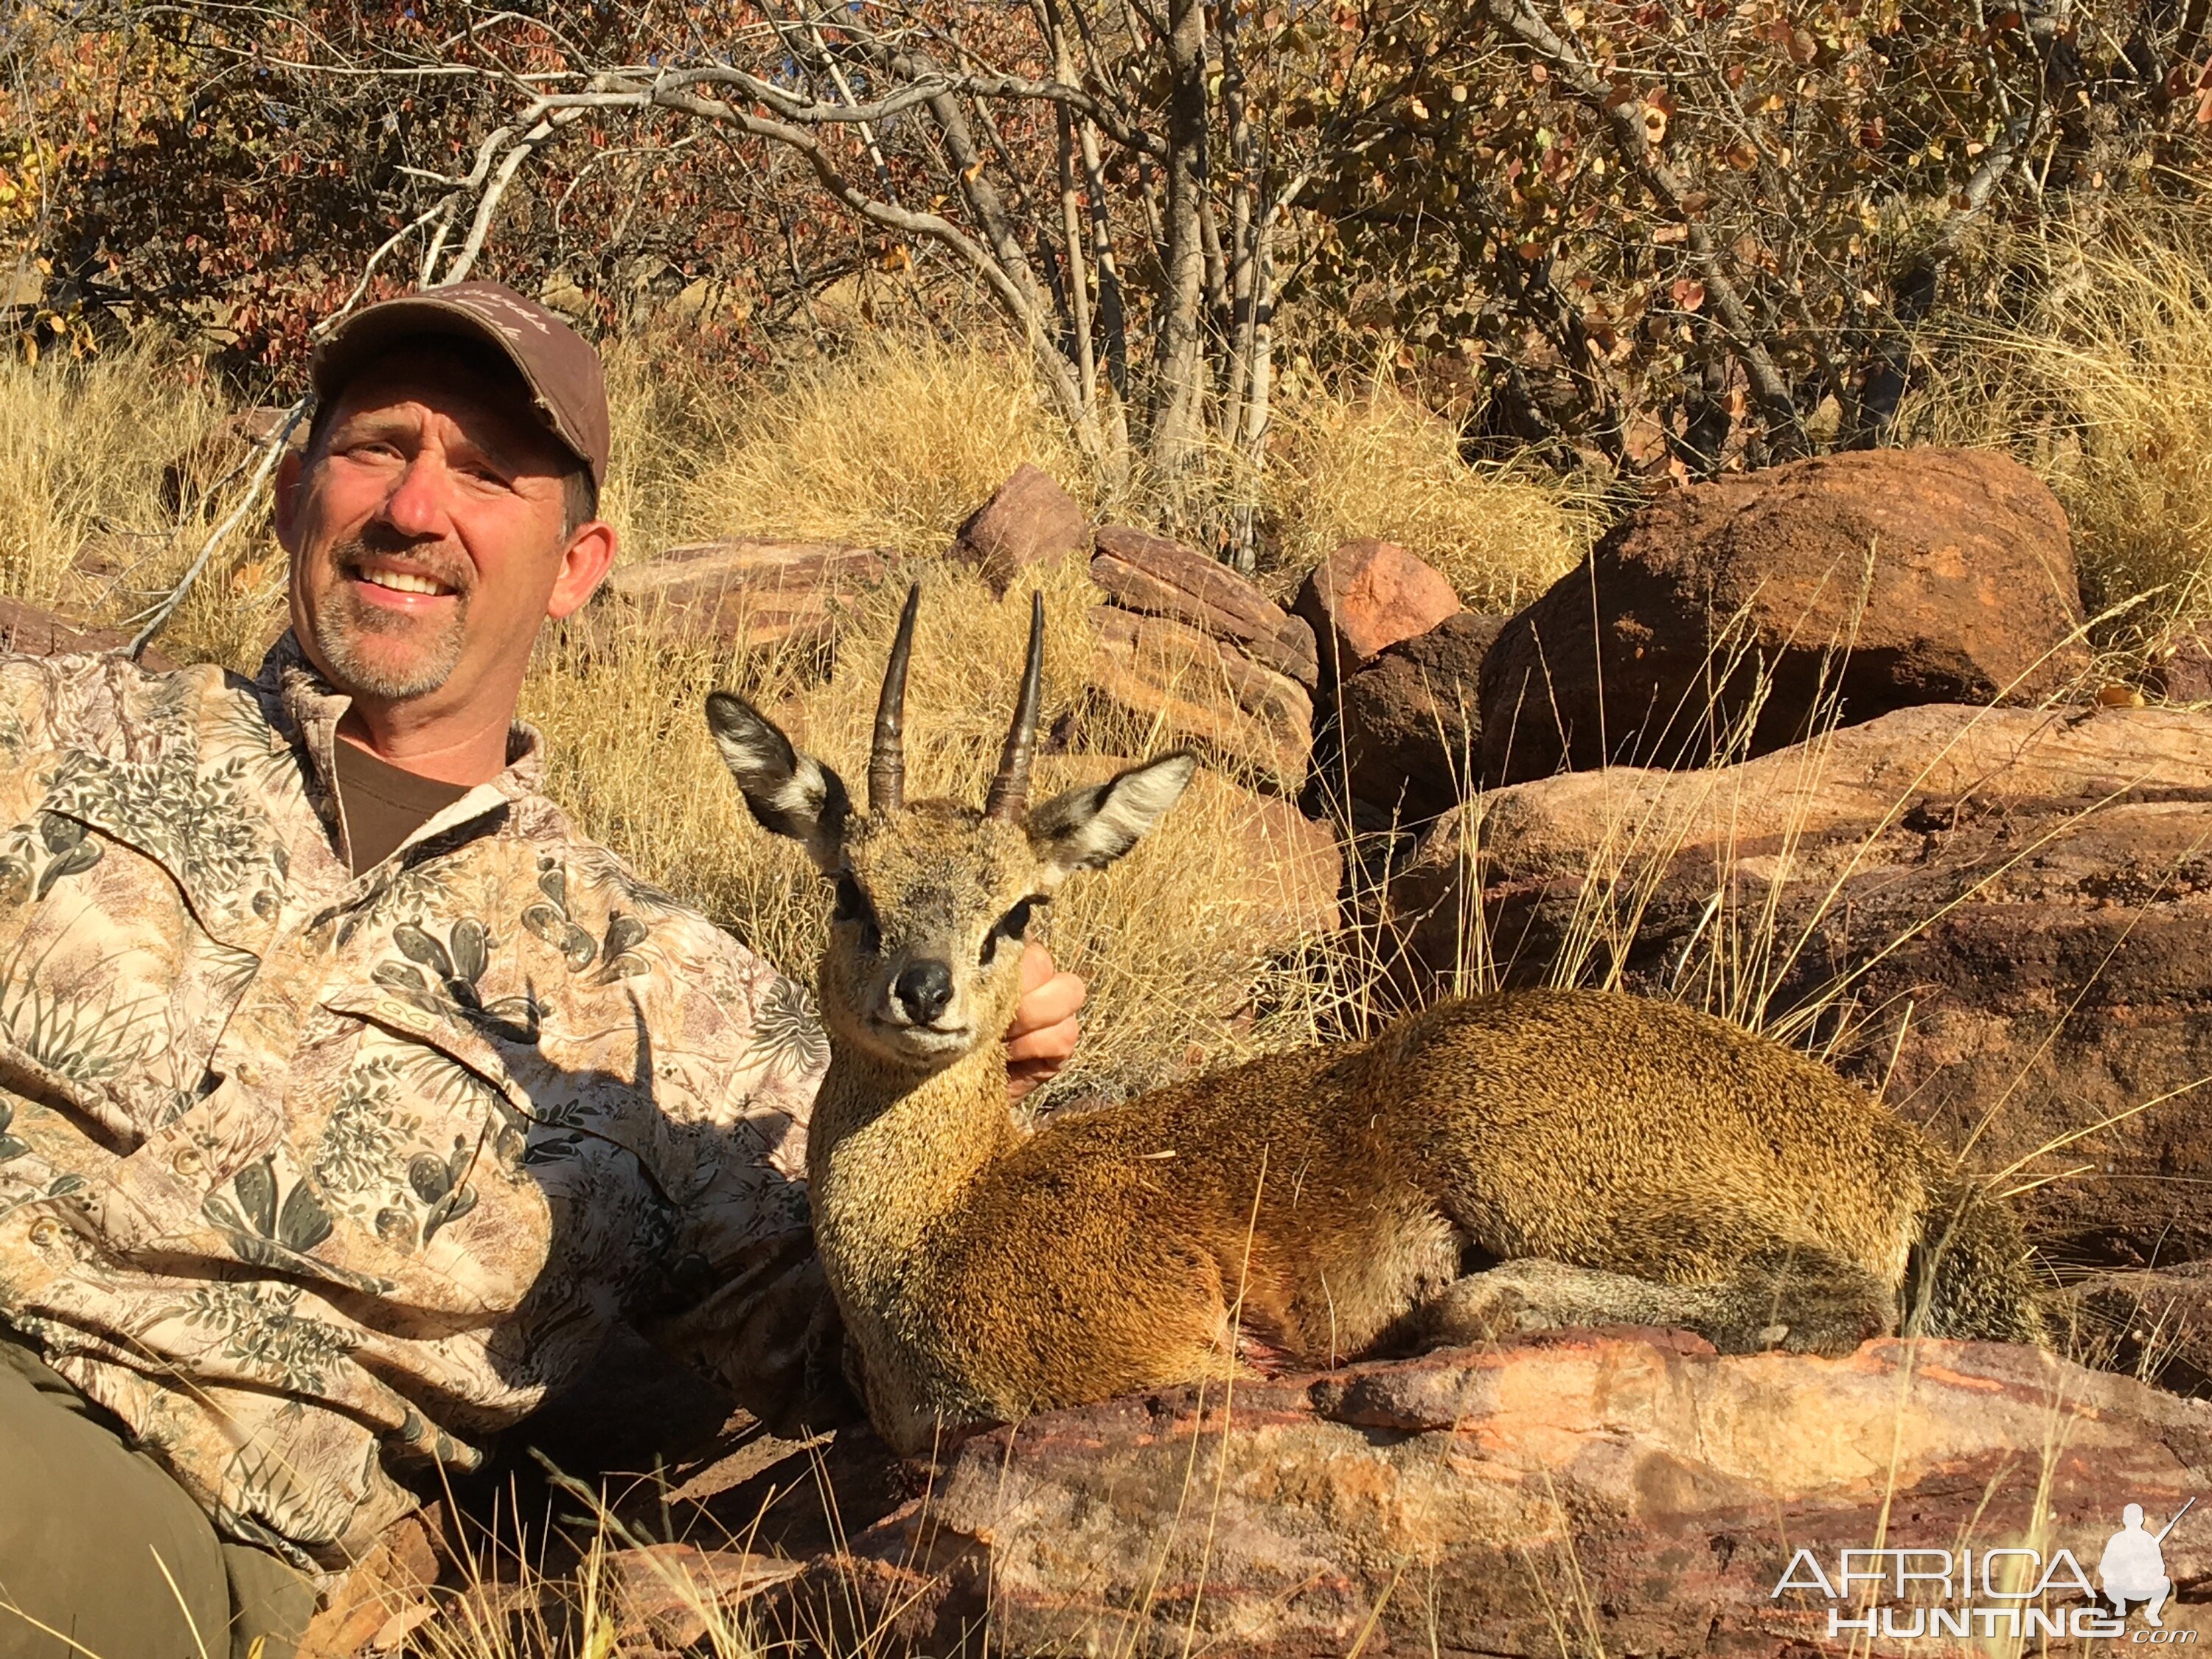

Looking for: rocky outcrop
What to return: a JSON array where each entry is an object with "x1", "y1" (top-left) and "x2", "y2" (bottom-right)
[
  {"x1": 1293, "y1": 538, "x2": 1461, "y2": 681},
  {"x1": 1336, "y1": 612, "x2": 1505, "y2": 825},
  {"x1": 1388, "y1": 703, "x2": 2212, "y2": 1280},
  {"x1": 605, "y1": 538, "x2": 889, "y2": 652},
  {"x1": 950, "y1": 464, "x2": 1090, "y2": 594},
  {"x1": 1479, "y1": 449, "x2": 2092, "y2": 785},
  {"x1": 1077, "y1": 528, "x2": 1320, "y2": 787},
  {"x1": 1083, "y1": 609, "x2": 1315, "y2": 787},
  {"x1": 759, "y1": 1333, "x2": 2212, "y2": 1655},
  {"x1": 1090, "y1": 526, "x2": 1320, "y2": 688}
]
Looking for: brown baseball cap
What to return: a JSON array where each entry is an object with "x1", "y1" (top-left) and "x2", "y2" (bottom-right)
[{"x1": 307, "y1": 281, "x2": 611, "y2": 491}]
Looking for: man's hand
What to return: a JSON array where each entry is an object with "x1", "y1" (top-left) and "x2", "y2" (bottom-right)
[{"x1": 1006, "y1": 940, "x2": 1085, "y2": 1102}]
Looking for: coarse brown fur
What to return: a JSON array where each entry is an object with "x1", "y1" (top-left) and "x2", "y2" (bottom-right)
[{"x1": 706, "y1": 612, "x2": 2045, "y2": 1458}]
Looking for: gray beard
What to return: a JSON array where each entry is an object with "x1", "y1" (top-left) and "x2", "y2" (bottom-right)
[{"x1": 311, "y1": 546, "x2": 472, "y2": 700}]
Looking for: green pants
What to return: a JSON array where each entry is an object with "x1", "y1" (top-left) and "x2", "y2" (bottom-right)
[{"x1": 0, "y1": 1332, "x2": 316, "y2": 1659}]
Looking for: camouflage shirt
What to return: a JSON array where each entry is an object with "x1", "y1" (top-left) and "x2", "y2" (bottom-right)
[{"x1": 0, "y1": 636, "x2": 831, "y2": 1576}]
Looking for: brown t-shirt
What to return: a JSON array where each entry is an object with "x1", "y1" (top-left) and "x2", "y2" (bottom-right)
[{"x1": 333, "y1": 739, "x2": 472, "y2": 875}]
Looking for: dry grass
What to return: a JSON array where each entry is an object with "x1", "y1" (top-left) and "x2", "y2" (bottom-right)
[
  {"x1": 597, "y1": 329, "x2": 1099, "y2": 564},
  {"x1": 1259, "y1": 381, "x2": 1596, "y2": 612},
  {"x1": 1904, "y1": 208, "x2": 2212, "y2": 652}
]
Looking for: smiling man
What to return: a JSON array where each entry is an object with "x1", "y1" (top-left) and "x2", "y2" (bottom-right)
[{"x1": 0, "y1": 283, "x2": 1085, "y2": 1659}]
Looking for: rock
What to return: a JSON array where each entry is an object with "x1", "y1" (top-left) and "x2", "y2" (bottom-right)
[
  {"x1": 2151, "y1": 623, "x2": 2212, "y2": 703},
  {"x1": 0, "y1": 596, "x2": 173, "y2": 671},
  {"x1": 1091, "y1": 526, "x2": 1319, "y2": 689},
  {"x1": 1214, "y1": 773, "x2": 1342, "y2": 942},
  {"x1": 605, "y1": 539, "x2": 889, "y2": 653},
  {"x1": 606, "y1": 1544, "x2": 804, "y2": 1649},
  {"x1": 950, "y1": 465, "x2": 1089, "y2": 594},
  {"x1": 1479, "y1": 448, "x2": 2092, "y2": 786},
  {"x1": 1336, "y1": 612, "x2": 1506, "y2": 824},
  {"x1": 294, "y1": 1510, "x2": 450, "y2": 1658},
  {"x1": 2062, "y1": 1265, "x2": 2212, "y2": 1397},
  {"x1": 159, "y1": 406, "x2": 304, "y2": 515},
  {"x1": 1293, "y1": 538, "x2": 1462, "y2": 680},
  {"x1": 1386, "y1": 702, "x2": 2212, "y2": 1276},
  {"x1": 764, "y1": 1332, "x2": 2212, "y2": 1655},
  {"x1": 1081, "y1": 606, "x2": 1315, "y2": 787}
]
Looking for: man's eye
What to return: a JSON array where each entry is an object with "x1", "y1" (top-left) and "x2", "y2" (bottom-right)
[{"x1": 980, "y1": 897, "x2": 1036, "y2": 965}]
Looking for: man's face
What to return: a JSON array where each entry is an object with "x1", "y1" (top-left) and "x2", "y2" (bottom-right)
[{"x1": 276, "y1": 344, "x2": 613, "y2": 720}]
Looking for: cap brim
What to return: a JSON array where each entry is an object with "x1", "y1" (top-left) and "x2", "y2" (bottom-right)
[{"x1": 308, "y1": 297, "x2": 601, "y2": 487}]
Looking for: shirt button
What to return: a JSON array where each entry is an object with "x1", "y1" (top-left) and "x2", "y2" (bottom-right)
[
  {"x1": 172, "y1": 1147, "x2": 204, "y2": 1178},
  {"x1": 27, "y1": 1218, "x2": 60, "y2": 1248}
]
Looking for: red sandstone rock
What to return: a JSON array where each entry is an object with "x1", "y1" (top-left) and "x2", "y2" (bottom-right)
[
  {"x1": 2151, "y1": 622, "x2": 2212, "y2": 703},
  {"x1": 0, "y1": 596, "x2": 173, "y2": 671},
  {"x1": 605, "y1": 538, "x2": 889, "y2": 652},
  {"x1": 950, "y1": 464, "x2": 1090, "y2": 594},
  {"x1": 1479, "y1": 448, "x2": 2092, "y2": 785},
  {"x1": 1336, "y1": 611, "x2": 1506, "y2": 823},
  {"x1": 1091, "y1": 525, "x2": 1319, "y2": 688},
  {"x1": 1081, "y1": 605, "x2": 1315, "y2": 787},
  {"x1": 762, "y1": 1332, "x2": 2212, "y2": 1656},
  {"x1": 1293, "y1": 538, "x2": 1462, "y2": 678}
]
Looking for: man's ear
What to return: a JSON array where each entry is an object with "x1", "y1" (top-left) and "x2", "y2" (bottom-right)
[
  {"x1": 548, "y1": 521, "x2": 618, "y2": 620},
  {"x1": 274, "y1": 448, "x2": 305, "y2": 556},
  {"x1": 705, "y1": 692, "x2": 851, "y2": 874},
  {"x1": 1026, "y1": 752, "x2": 1197, "y2": 891}
]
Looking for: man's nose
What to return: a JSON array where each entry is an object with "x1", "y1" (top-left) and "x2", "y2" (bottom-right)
[
  {"x1": 892, "y1": 960, "x2": 954, "y2": 1025},
  {"x1": 380, "y1": 453, "x2": 456, "y2": 540}
]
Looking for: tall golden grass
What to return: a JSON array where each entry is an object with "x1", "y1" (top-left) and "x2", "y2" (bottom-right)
[
  {"x1": 1259, "y1": 381, "x2": 1596, "y2": 611},
  {"x1": 1905, "y1": 208, "x2": 2212, "y2": 653}
]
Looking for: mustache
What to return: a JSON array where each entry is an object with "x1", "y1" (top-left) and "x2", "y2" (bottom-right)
[{"x1": 330, "y1": 535, "x2": 476, "y2": 598}]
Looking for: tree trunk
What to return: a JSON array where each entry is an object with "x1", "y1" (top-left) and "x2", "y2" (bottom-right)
[{"x1": 1147, "y1": 0, "x2": 1210, "y2": 487}]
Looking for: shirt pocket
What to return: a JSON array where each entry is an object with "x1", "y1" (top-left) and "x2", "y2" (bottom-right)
[
  {"x1": 0, "y1": 809, "x2": 248, "y2": 1146},
  {"x1": 276, "y1": 987, "x2": 552, "y2": 1315}
]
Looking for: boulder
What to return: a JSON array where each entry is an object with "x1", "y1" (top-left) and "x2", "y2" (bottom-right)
[
  {"x1": 1478, "y1": 448, "x2": 2092, "y2": 786},
  {"x1": 1091, "y1": 526, "x2": 1319, "y2": 689},
  {"x1": 950, "y1": 464, "x2": 1090, "y2": 594},
  {"x1": 1221, "y1": 776, "x2": 1342, "y2": 942},
  {"x1": 760, "y1": 1333, "x2": 2212, "y2": 1655},
  {"x1": 0, "y1": 596, "x2": 172, "y2": 671},
  {"x1": 1387, "y1": 703, "x2": 2212, "y2": 1281},
  {"x1": 1336, "y1": 612, "x2": 1506, "y2": 824},
  {"x1": 2063, "y1": 1265, "x2": 2212, "y2": 1397},
  {"x1": 1082, "y1": 606, "x2": 1315, "y2": 787},
  {"x1": 2151, "y1": 622, "x2": 2212, "y2": 703},
  {"x1": 605, "y1": 538, "x2": 889, "y2": 653},
  {"x1": 1293, "y1": 538, "x2": 1462, "y2": 680}
]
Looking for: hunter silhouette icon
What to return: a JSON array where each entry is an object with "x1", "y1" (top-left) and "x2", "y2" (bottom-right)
[{"x1": 2101, "y1": 1498, "x2": 2191, "y2": 1626}]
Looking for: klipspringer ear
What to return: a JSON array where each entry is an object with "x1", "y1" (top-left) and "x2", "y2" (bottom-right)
[
  {"x1": 1026, "y1": 751, "x2": 1197, "y2": 890},
  {"x1": 705, "y1": 692, "x2": 851, "y2": 874}
]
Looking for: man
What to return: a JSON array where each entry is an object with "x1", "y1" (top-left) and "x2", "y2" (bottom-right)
[{"x1": 0, "y1": 283, "x2": 1085, "y2": 1658}]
